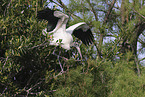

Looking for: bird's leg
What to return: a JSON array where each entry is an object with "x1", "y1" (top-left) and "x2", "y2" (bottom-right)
[
  {"x1": 75, "y1": 45, "x2": 82, "y2": 60},
  {"x1": 52, "y1": 48, "x2": 68, "y2": 61},
  {"x1": 58, "y1": 50, "x2": 64, "y2": 72},
  {"x1": 52, "y1": 47, "x2": 57, "y2": 55},
  {"x1": 52, "y1": 48, "x2": 64, "y2": 72},
  {"x1": 71, "y1": 42, "x2": 82, "y2": 60}
]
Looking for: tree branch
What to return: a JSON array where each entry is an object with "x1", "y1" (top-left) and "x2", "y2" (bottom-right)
[
  {"x1": 103, "y1": 0, "x2": 116, "y2": 24},
  {"x1": 86, "y1": 0, "x2": 98, "y2": 21},
  {"x1": 139, "y1": 57, "x2": 145, "y2": 62},
  {"x1": 55, "y1": 0, "x2": 82, "y2": 20},
  {"x1": 133, "y1": 9, "x2": 145, "y2": 19},
  {"x1": 134, "y1": 55, "x2": 141, "y2": 77}
]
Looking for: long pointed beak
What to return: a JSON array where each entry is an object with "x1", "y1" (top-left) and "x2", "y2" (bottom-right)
[{"x1": 75, "y1": 46, "x2": 82, "y2": 60}]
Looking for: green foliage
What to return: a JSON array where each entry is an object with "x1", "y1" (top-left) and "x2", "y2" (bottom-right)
[
  {"x1": 107, "y1": 60, "x2": 145, "y2": 97},
  {"x1": 53, "y1": 66, "x2": 94, "y2": 96},
  {"x1": 1, "y1": 0, "x2": 145, "y2": 97}
]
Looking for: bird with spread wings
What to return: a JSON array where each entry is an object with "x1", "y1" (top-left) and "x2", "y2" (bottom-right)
[{"x1": 37, "y1": 8, "x2": 94, "y2": 59}]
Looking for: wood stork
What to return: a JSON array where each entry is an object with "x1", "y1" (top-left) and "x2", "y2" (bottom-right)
[{"x1": 37, "y1": 8, "x2": 94, "y2": 59}]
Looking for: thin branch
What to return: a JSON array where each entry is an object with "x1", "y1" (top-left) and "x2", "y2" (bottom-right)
[
  {"x1": 133, "y1": 9, "x2": 145, "y2": 19},
  {"x1": 106, "y1": 0, "x2": 111, "y2": 5},
  {"x1": 86, "y1": 0, "x2": 98, "y2": 21},
  {"x1": 106, "y1": 38, "x2": 121, "y2": 58},
  {"x1": 29, "y1": 40, "x2": 49, "y2": 49},
  {"x1": 1, "y1": 56, "x2": 9, "y2": 72},
  {"x1": 25, "y1": 78, "x2": 45, "y2": 97},
  {"x1": 4, "y1": 0, "x2": 12, "y2": 16},
  {"x1": 57, "y1": 0, "x2": 66, "y2": 9},
  {"x1": 50, "y1": 0, "x2": 62, "y2": 8},
  {"x1": 103, "y1": 0, "x2": 116, "y2": 24},
  {"x1": 139, "y1": 57, "x2": 145, "y2": 62},
  {"x1": 97, "y1": 0, "x2": 116, "y2": 59},
  {"x1": 48, "y1": 90, "x2": 57, "y2": 92},
  {"x1": 54, "y1": 0, "x2": 82, "y2": 20},
  {"x1": 24, "y1": 71, "x2": 39, "y2": 90},
  {"x1": 54, "y1": 71, "x2": 66, "y2": 78},
  {"x1": 0, "y1": 86, "x2": 8, "y2": 96}
]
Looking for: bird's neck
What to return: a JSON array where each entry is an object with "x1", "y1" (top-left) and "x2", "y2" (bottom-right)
[
  {"x1": 54, "y1": 22, "x2": 66, "y2": 33},
  {"x1": 53, "y1": 19, "x2": 68, "y2": 33},
  {"x1": 55, "y1": 26, "x2": 65, "y2": 33}
]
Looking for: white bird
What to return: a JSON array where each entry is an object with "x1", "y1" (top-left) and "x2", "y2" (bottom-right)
[{"x1": 37, "y1": 8, "x2": 94, "y2": 59}]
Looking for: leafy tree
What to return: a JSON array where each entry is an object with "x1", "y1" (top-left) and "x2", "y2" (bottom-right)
[{"x1": 0, "y1": 0, "x2": 145, "y2": 96}]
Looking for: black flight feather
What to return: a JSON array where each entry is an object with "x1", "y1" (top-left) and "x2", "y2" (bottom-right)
[
  {"x1": 37, "y1": 9, "x2": 60, "y2": 32},
  {"x1": 73, "y1": 28, "x2": 94, "y2": 45}
]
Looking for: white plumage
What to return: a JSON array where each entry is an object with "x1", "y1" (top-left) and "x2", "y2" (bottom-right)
[{"x1": 37, "y1": 8, "x2": 94, "y2": 58}]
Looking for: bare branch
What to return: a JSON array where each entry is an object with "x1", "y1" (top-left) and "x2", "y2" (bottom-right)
[
  {"x1": 86, "y1": 0, "x2": 98, "y2": 21},
  {"x1": 103, "y1": 0, "x2": 116, "y2": 24}
]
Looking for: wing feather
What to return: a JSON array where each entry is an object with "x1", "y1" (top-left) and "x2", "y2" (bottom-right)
[
  {"x1": 66, "y1": 23, "x2": 94, "y2": 45},
  {"x1": 37, "y1": 9, "x2": 60, "y2": 32}
]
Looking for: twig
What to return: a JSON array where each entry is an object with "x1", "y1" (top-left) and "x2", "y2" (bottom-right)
[
  {"x1": 48, "y1": 90, "x2": 56, "y2": 92},
  {"x1": 133, "y1": 9, "x2": 145, "y2": 19},
  {"x1": 139, "y1": 57, "x2": 145, "y2": 62},
  {"x1": 57, "y1": 50, "x2": 64, "y2": 72},
  {"x1": 4, "y1": 0, "x2": 12, "y2": 16},
  {"x1": 25, "y1": 78, "x2": 44, "y2": 97},
  {"x1": 106, "y1": 0, "x2": 111, "y2": 5},
  {"x1": 1, "y1": 56, "x2": 9, "y2": 72},
  {"x1": 54, "y1": 0, "x2": 82, "y2": 20},
  {"x1": 29, "y1": 40, "x2": 49, "y2": 49},
  {"x1": 54, "y1": 71, "x2": 66, "y2": 78},
  {"x1": 0, "y1": 87, "x2": 8, "y2": 96},
  {"x1": 103, "y1": 0, "x2": 116, "y2": 24},
  {"x1": 86, "y1": 0, "x2": 98, "y2": 21},
  {"x1": 24, "y1": 71, "x2": 39, "y2": 90}
]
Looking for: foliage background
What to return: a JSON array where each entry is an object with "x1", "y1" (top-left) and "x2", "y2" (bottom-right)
[{"x1": 1, "y1": 0, "x2": 145, "y2": 96}]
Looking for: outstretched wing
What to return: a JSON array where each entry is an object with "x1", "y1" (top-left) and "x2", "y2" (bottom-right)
[
  {"x1": 37, "y1": 8, "x2": 60, "y2": 32},
  {"x1": 66, "y1": 22, "x2": 94, "y2": 45}
]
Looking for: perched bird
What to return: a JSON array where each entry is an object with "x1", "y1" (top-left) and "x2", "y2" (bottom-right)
[{"x1": 37, "y1": 8, "x2": 94, "y2": 59}]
